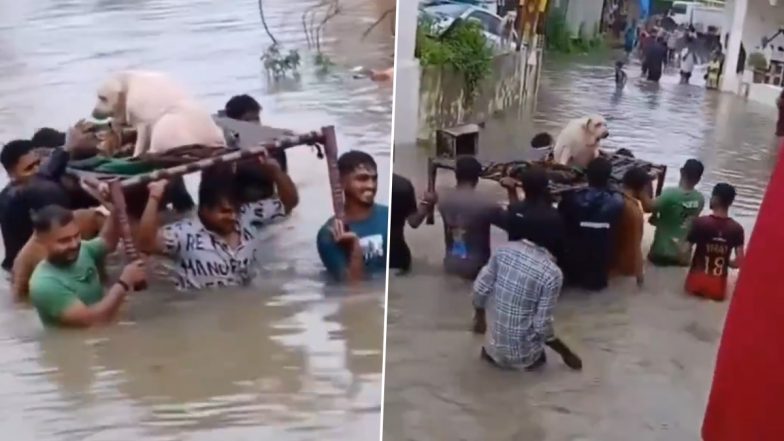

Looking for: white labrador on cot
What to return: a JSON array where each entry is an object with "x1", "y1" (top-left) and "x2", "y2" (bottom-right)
[
  {"x1": 92, "y1": 70, "x2": 226, "y2": 157},
  {"x1": 552, "y1": 115, "x2": 609, "y2": 168}
]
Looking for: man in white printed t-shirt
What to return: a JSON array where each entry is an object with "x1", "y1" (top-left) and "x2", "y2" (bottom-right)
[{"x1": 137, "y1": 152, "x2": 299, "y2": 290}]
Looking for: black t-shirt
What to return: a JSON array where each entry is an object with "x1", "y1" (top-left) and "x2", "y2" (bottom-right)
[
  {"x1": 506, "y1": 200, "x2": 566, "y2": 266},
  {"x1": 0, "y1": 148, "x2": 72, "y2": 270},
  {"x1": 557, "y1": 188, "x2": 624, "y2": 291},
  {"x1": 390, "y1": 174, "x2": 418, "y2": 270}
]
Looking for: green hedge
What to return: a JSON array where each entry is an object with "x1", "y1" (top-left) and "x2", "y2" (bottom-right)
[{"x1": 416, "y1": 19, "x2": 493, "y2": 103}]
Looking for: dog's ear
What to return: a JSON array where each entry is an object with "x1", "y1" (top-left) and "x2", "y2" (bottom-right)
[{"x1": 583, "y1": 117, "x2": 592, "y2": 130}]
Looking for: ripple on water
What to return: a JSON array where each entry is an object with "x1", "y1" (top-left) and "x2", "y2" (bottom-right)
[{"x1": 0, "y1": 0, "x2": 390, "y2": 439}]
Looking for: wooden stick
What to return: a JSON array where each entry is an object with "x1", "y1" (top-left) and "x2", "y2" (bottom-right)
[
  {"x1": 426, "y1": 157, "x2": 436, "y2": 225},
  {"x1": 108, "y1": 179, "x2": 147, "y2": 290},
  {"x1": 79, "y1": 175, "x2": 104, "y2": 202},
  {"x1": 321, "y1": 125, "x2": 345, "y2": 221},
  {"x1": 84, "y1": 127, "x2": 341, "y2": 261},
  {"x1": 118, "y1": 131, "x2": 324, "y2": 189},
  {"x1": 656, "y1": 165, "x2": 667, "y2": 197}
]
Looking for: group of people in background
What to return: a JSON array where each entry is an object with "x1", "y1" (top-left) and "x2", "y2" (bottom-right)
[
  {"x1": 1, "y1": 94, "x2": 388, "y2": 328},
  {"x1": 392, "y1": 133, "x2": 745, "y2": 372},
  {"x1": 621, "y1": 17, "x2": 730, "y2": 88}
]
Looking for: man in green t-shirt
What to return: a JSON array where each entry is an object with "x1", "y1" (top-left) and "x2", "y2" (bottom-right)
[
  {"x1": 28, "y1": 205, "x2": 146, "y2": 327},
  {"x1": 641, "y1": 159, "x2": 705, "y2": 266}
]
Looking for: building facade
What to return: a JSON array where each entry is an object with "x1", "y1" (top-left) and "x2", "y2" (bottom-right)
[
  {"x1": 722, "y1": 0, "x2": 784, "y2": 107},
  {"x1": 551, "y1": 0, "x2": 606, "y2": 38},
  {"x1": 394, "y1": 0, "x2": 422, "y2": 147}
]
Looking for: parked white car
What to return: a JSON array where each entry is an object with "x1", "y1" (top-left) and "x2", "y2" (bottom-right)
[{"x1": 419, "y1": 0, "x2": 519, "y2": 53}]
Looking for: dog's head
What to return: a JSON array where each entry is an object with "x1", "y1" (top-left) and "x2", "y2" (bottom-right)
[
  {"x1": 92, "y1": 73, "x2": 127, "y2": 120},
  {"x1": 582, "y1": 115, "x2": 609, "y2": 144}
]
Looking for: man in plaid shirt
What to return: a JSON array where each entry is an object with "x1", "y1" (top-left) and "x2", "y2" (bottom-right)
[{"x1": 473, "y1": 171, "x2": 582, "y2": 371}]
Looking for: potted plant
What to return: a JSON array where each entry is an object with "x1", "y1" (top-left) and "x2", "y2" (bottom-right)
[{"x1": 747, "y1": 51, "x2": 769, "y2": 83}]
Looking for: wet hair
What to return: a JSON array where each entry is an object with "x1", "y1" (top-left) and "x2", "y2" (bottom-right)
[
  {"x1": 615, "y1": 148, "x2": 634, "y2": 158},
  {"x1": 622, "y1": 167, "x2": 650, "y2": 191},
  {"x1": 712, "y1": 183, "x2": 736, "y2": 208},
  {"x1": 530, "y1": 132, "x2": 553, "y2": 149},
  {"x1": 0, "y1": 139, "x2": 34, "y2": 172},
  {"x1": 586, "y1": 157, "x2": 612, "y2": 188},
  {"x1": 337, "y1": 150, "x2": 377, "y2": 177},
  {"x1": 199, "y1": 167, "x2": 240, "y2": 210},
  {"x1": 681, "y1": 158, "x2": 704, "y2": 184},
  {"x1": 32, "y1": 204, "x2": 74, "y2": 234},
  {"x1": 168, "y1": 176, "x2": 197, "y2": 212},
  {"x1": 31, "y1": 128, "x2": 66, "y2": 148},
  {"x1": 224, "y1": 95, "x2": 262, "y2": 120},
  {"x1": 454, "y1": 156, "x2": 482, "y2": 185},
  {"x1": 236, "y1": 160, "x2": 275, "y2": 201},
  {"x1": 520, "y1": 166, "x2": 550, "y2": 203},
  {"x1": 124, "y1": 176, "x2": 195, "y2": 219}
]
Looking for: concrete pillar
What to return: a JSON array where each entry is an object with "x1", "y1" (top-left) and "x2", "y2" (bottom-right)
[
  {"x1": 393, "y1": 0, "x2": 421, "y2": 147},
  {"x1": 721, "y1": 0, "x2": 748, "y2": 92},
  {"x1": 722, "y1": 0, "x2": 735, "y2": 41}
]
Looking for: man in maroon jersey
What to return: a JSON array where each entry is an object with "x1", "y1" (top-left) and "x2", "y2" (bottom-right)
[{"x1": 683, "y1": 183, "x2": 745, "y2": 301}]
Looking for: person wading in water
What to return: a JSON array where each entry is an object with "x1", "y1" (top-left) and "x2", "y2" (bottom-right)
[
  {"x1": 28, "y1": 205, "x2": 146, "y2": 328},
  {"x1": 642, "y1": 159, "x2": 705, "y2": 266},
  {"x1": 680, "y1": 183, "x2": 745, "y2": 302},
  {"x1": 437, "y1": 156, "x2": 512, "y2": 281},
  {"x1": 317, "y1": 151, "x2": 389, "y2": 282},
  {"x1": 644, "y1": 37, "x2": 668, "y2": 82},
  {"x1": 389, "y1": 173, "x2": 437, "y2": 274},
  {"x1": 137, "y1": 154, "x2": 296, "y2": 290},
  {"x1": 473, "y1": 168, "x2": 581, "y2": 372}
]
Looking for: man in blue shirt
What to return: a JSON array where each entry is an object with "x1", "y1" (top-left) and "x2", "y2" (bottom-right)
[{"x1": 317, "y1": 151, "x2": 388, "y2": 282}]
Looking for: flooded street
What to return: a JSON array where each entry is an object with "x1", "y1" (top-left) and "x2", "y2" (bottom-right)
[
  {"x1": 0, "y1": 0, "x2": 392, "y2": 439},
  {"x1": 385, "y1": 59, "x2": 779, "y2": 441}
]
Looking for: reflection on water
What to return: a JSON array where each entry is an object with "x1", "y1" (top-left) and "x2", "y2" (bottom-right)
[
  {"x1": 387, "y1": 57, "x2": 779, "y2": 441},
  {"x1": 0, "y1": 0, "x2": 392, "y2": 439}
]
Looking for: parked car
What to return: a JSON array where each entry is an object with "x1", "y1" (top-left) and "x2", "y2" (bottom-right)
[
  {"x1": 440, "y1": 0, "x2": 497, "y2": 12},
  {"x1": 418, "y1": 0, "x2": 519, "y2": 52}
]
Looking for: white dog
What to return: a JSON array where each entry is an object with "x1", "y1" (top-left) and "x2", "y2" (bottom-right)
[
  {"x1": 552, "y1": 115, "x2": 610, "y2": 168},
  {"x1": 92, "y1": 70, "x2": 226, "y2": 157}
]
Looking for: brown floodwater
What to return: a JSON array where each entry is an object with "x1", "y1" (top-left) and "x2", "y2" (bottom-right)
[
  {"x1": 385, "y1": 57, "x2": 779, "y2": 441},
  {"x1": 0, "y1": 0, "x2": 393, "y2": 439}
]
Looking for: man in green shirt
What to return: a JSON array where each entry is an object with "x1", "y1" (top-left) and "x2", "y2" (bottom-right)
[
  {"x1": 642, "y1": 159, "x2": 705, "y2": 266},
  {"x1": 28, "y1": 204, "x2": 146, "y2": 327}
]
